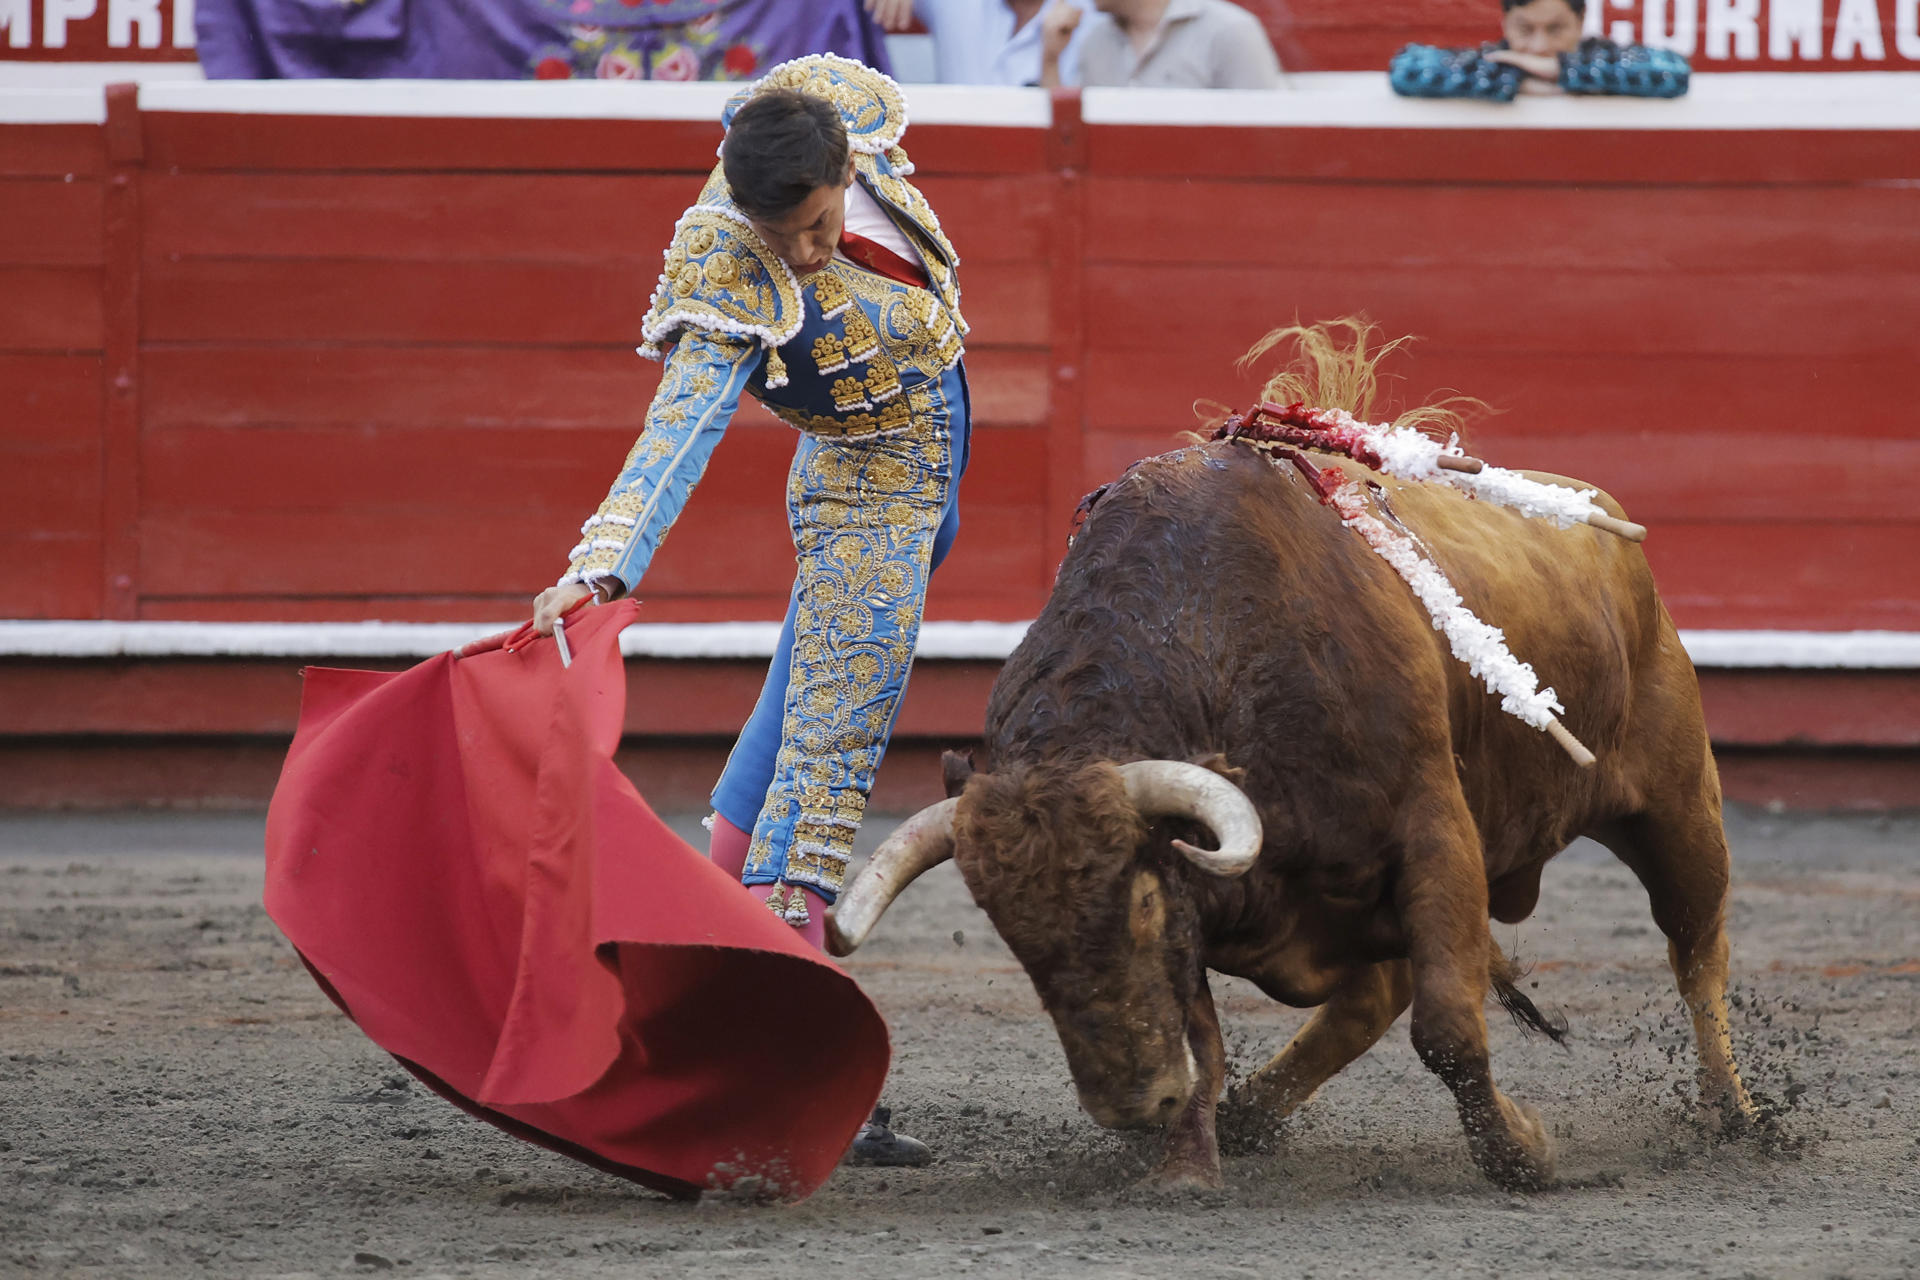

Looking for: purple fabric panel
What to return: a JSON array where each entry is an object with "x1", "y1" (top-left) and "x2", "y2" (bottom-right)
[{"x1": 196, "y1": 0, "x2": 891, "y2": 81}]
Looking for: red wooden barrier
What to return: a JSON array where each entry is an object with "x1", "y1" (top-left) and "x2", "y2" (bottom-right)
[
  {"x1": 4, "y1": 78, "x2": 1918, "y2": 633},
  {"x1": 0, "y1": 104, "x2": 106, "y2": 619}
]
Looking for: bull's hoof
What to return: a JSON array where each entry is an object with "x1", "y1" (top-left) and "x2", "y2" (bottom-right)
[
  {"x1": 1470, "y1": 1097, "x2": 1556, "y2": 1192},
  {"x1": 1700, "y1": 1083, "x2": 1762, "y2": 1140},
  {"x1": 1141, "y1": 1161, "x2": 1226, "y2": 1193}
]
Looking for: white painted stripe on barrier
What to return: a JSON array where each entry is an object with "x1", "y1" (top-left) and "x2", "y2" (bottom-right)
[
  {"x1": 1083, "y1": 72, "x2": 1920, "y2": 130},
  {"x1": 0, "y1": 64, "x2": 206, "y2": 89},
  {"x1": 11, "y1": 73, "x2": 1914, "y2": 131},
  {"x1": 0, "y1": 88, "x2": 107, "y2": 125},
  {"x1": 134, "y1": 79, "x2": 1051, "y2": 126},
  {"x1": 1677, "y1": 630, "x2": 1920, "y2": 670},
  {"x1": 1, "y1": 621, "x2": 1918, "y2": 668}
]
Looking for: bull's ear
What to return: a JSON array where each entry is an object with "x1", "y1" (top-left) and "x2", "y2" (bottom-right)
[
  {"x1": 941, "y1": 748, "x2": 977, "y2": 798},
  {"x1": 1190, "y1": 752, "x2": 1247, "y2": 788}
]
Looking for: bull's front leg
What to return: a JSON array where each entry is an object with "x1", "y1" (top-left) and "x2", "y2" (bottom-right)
[
  {"x1": 1148, "y1": 975, "x2": 1225, "y2": 1190},
  {"x1": 1401, "y1": 787, "x2": 1556, "y2": 1191},
  {"x1": 1232, "y1": 959, "x2": 1412, "y2": 1123}
]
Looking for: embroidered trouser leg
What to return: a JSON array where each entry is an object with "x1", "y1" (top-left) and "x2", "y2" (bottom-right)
[
  {"x1": 714, "y1": 368, "x2": 968, "y2": 902},
  {"x1": 707, "y1": 433, "x2": 966, "y2": 837}
]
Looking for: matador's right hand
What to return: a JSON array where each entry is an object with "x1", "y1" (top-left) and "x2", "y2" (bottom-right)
[{"x1": 532, "y1": 582, "x2": 594, "y2": 636}]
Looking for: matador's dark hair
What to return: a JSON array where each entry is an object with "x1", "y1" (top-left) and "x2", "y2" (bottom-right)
[
  {"x1": 721, "y1": 89, "x2": 851, "y2": 220},
  {"x1": 1503, "y1": 0, "x2": 1585, "y2": 11}
]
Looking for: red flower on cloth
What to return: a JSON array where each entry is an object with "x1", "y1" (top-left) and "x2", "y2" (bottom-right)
[
  {"x1": 597, "y1": 46, "x2": 644, "y2": 79},
  {"x1": 653, "y1": 43, "x2": 700, "y2": 81},
  {"x1": 722, "y1": 43, "x2": 758, "y2": 76},
  {"x1": 534, "y1": 55, "x2": 574, "y2": 79}
]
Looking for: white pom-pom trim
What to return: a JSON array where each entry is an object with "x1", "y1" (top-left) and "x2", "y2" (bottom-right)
[
  {"x1": 1309, "y1": 407, "x2": 1604, "y2": 528},
  {"x1": 1322, "y1": 473, "x2": 1565, "y2": 732}
]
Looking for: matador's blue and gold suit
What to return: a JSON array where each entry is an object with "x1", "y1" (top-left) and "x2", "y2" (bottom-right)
[{"x1": 558, "y1": 56, "x2": 969, "y2": 911}]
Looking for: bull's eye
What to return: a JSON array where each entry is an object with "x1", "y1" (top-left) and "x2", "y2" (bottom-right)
[{"x1": 1128, "y1": 874, "x2": 1167, "y2": 944}]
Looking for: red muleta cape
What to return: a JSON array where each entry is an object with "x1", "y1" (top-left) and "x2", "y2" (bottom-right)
[{"x1": 263, "y1": 601, "x2": 890, "y2": 1200}]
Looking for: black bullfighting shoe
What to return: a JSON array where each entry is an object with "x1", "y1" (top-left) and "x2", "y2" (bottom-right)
[{"x1": 842, "y1": 1106, "x2": 932, "y2": 1168}]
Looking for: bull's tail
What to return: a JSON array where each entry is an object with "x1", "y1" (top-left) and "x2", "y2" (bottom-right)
[{"x1": 1488, "y1": 940, "x2": 1569, "y2": 1044}]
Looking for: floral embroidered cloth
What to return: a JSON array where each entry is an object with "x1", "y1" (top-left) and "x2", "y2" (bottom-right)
[{"x1": 195, "y1": 0, "x2": 891, "y2": 81}]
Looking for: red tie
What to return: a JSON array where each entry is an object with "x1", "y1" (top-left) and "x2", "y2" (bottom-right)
[{"x1": 837, "y1": 229, "x2": 930, "y2": 290}]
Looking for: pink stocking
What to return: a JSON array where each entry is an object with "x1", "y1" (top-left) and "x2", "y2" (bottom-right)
[
  {"x1": 709, "y1": 814, "x2": 828, "y2": 952},
  {"x1": 748, "y1": 882, "x2": 828, "y2": 952}
]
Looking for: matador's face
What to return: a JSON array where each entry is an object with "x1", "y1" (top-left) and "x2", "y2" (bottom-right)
[{"x1": 747, "y1": 160, "x2": 857, "y2": 278}]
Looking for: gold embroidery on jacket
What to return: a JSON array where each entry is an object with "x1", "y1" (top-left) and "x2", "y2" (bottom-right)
[
  {"x1": 830, "y1": 376, "x2": 872, "y2": 414},
  {"x1": 641, "y1": 206, "x2": 802, "y2": 358},
  {"x1": 811, "y1": 332, "x2": 848, "y2": 374},
  {"x1": 811, "y1": 272, "x2": 851, "y2": 320},
  {"x1": 841, "y1": 307, "x2": 880, "y2": 363}
]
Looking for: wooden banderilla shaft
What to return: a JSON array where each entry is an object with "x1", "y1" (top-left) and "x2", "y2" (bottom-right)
[
  {"x1": 1545, "y1": 717, "x2": 1596, "y2": 768},
  {"x1": 1437, "y1": 453, "x2": 1648, "y2": 543}
]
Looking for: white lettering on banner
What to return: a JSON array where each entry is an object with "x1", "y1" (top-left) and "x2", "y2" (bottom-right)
[
  {"x1": 1833, "y1": 0, "x2": 1889, "y2": 54},
  {"x1": 1770, "y1": 0, "x2": 1825, "y2": 57},
  {"x1": 173, "y1": 0, "x2": 192, "y2": 47},
  {"x1": 42, "y1": 0, "x2": 97, "y2": 47},
  {"x1": 1, "y1": 0, "x2": 30, "y2": 48},
  {"x1": 1609, "y1": 0, "x2": 1638, "y2": 43},
  {"x1": 1706, "y1": 0, "x2": 1764, "y2": 54},
  {"x1": 1900, "y1": 0, "x2": 1920, "y2": 54},
  {"x1": 108, "y1": 0, "x2": 160, "y2": 47},
  {"x1": 1645, "y1": 0, "x2": 1702, "y2": 51}
]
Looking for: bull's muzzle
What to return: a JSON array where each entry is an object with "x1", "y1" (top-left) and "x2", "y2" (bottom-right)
[{"x1": 1075, "y1": 1042, "x2": 1199, "y2": 1130}]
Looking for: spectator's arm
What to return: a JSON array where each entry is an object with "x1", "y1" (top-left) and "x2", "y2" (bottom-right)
[
  {"x1": 1389, "y1": 43, "x2": 1523, "y2": 102},
  {"x1": 1560, "y1": 42, "x2": 1691, "y2": 97},
  {"x1": 865, "y1": 0, "x2": 917, "y2": 33},
  {"x1": 1214, "y1": 10, "x2": 1283, "y2": 89},
  {"x1": 1038, "y1": 1, "x2": 1083, "y2": 88}
]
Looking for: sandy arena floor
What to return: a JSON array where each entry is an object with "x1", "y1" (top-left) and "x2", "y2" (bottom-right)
[{"x1": 1, "y1": 806, "x2": 1917, "y2": 1279}]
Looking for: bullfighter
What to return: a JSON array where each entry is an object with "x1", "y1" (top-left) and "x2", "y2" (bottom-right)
[{"x1": 531, "y1": 54, "x2": 969, "y2": 1165}]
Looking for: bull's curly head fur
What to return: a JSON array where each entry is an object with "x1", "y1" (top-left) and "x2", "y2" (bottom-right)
[{"x1": 952, "y1": 759, "x2": 1204, "y2": 1130}]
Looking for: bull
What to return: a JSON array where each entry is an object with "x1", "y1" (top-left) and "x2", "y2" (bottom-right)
[{"x1": 824, "y1": 327, "x2": 1759, "y2": 1191}]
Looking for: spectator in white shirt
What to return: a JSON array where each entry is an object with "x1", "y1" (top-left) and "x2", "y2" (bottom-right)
[
  {"x1": 868, "y1": 0, "x2": 1090, "y2": 86},
  {"x1": 1047, "y1": 0, "x2": 1281, "y2": 89}
]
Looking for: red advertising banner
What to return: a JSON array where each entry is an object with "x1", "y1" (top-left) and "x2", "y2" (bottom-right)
[
  {"x1": 1247, "y1": 1, "x2": 1920, "y2": 73},
  {"x1": 1584, "y1": 0, "x2": 1919, "y2": 67},
  {"x1": 0, "y1": 0, "x2": 198, "y2": 61}
]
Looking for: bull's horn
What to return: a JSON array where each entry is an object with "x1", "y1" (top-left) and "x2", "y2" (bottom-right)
[
  {"x1": 824, "y1": 797, "x2": 958, "y2": 957},
  {"x1": 1118, "y1": 761, "x2": 1263, "y2": 877}
]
